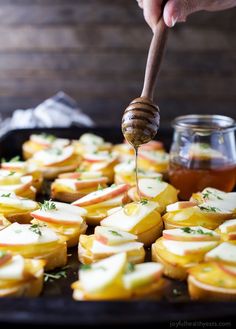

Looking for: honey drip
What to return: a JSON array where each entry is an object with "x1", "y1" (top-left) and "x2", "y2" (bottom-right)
[{"x1": 134, "y1": 146, "x2": 141, "y2": 200}]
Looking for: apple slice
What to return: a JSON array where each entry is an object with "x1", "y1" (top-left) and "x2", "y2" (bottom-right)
[
  {"x1": 0, "y1": 175, "x2": 33, "y2": 193},
  {"x1": 33, "y1": 145, "x2": 74, "y2": 167},
  {"x1": 83, "y1": 152, "x2": 115, "y2": 163},
  {"x1": 218, "y1": 219, "x2": 236, "y2": 234},
  {"x1": 30, "y1": 134, "x2": 69, "y2": 148},
  {"x1": 139, "y1": 150, "x2": 169, "y2": 164},
  {"x1": 0, "y1": 254, "x2": 25, "y2": 280},
  {"x1": 94, "y1": 226, "x2": 137, "y2": 246},
  {"x1": 163, "y1": 226, "x2": 220, "y2": 242},
  {"x1": 79, "y1": 133, "x2": 104, "y2": 146},
  {"x1": 218, "y1": 263, "x2": 236, "y2": 277},
  {"x1": 139, "y1": 140, "x2": 164, "y2": 151},
  {"x1": 79, "y1": 252, "x2": 127, "y2": 293},
  {"x1": 1, "y1": 161, "x2": 26, "y2": 171},
  {"x1": 91, "y1": 240, "x2": 143, "y2": 256},
  {"x1": 31, "y1": 201, "x2": 87, "y2": 225},
  {"x1": 138, "y1": 178, "x2": 168, "y2": 198},
  {"x1": 75, "y1": 177, "x2": 108, "y2": 190},
  {"x1": 205, "y1": 242, "x2": 236, "y2": 265},
  {"x1": 166, "y1": 201, "x2": 197, "y2": 212},
  {"x1": 123, "y1": 262, "x2": 163, "y2": 289},
  {"x1": 59, "y1": 171, "x2": 103, "y2": 180},
  {"x1": 0, "y1": 222, "x2": 59, "y2": 246},
  {"x1": 162, "y1": 239, "x2": 218, "y2": 256},
  {"x1": 72, "y1": 184, "x2": 129, "y2": 207},
  {"x1": 0, "y1": 251, "x2": 12, "y2": 267}
]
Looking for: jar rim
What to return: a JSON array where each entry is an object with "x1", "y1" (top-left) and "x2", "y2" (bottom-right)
[{"x1": 172, "y1": 114, "x2": 236, "y2": 132}]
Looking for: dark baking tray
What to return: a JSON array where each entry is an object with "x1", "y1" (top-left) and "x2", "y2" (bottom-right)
[{"x1": 0, "y1": 126, "x2": 235, "y2": 325}]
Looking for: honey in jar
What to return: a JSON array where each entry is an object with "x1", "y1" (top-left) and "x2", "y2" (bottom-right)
[{"x1": 169, "y1": 115, "x2": 236, "y2": 200}]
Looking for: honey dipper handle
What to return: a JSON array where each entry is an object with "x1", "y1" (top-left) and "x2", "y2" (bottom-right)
[{"x1": 141, "y1": 13, "x2": 168, "y2": 100}]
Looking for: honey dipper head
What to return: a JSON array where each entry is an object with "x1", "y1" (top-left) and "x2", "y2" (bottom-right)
[{"x1": 122, "y1": 97, "x2": 160, "y2": 147}]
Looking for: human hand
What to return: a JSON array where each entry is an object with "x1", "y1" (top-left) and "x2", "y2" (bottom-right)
[{"x1": 137, "y1": 0, "x2": 236, "y2": 30}]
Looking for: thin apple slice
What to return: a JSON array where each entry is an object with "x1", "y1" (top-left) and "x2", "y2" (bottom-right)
[
  {"x1": 139, "y1": 140, "x2": 164, "y2": 151},
  {"x1": 218, "y1": 263, "x2": 236, "y2": 277},
  {"x1": 139, "y1": 150, "x2": 169, "y2": 164},
  {"x1": 94, "y1": 226, "x2": 137, "y2": 246},
  {"x1": 30, "y1": 134, "x2": 69, "y2": 148},
  {"x1": 162, "y1": 239, "x2": 218, "y2": 256},
  {"x1": 0, "y1": 251, "x2": 12, "y2": 267},
  {"x1": 83, "y1": 152, "x2": 115, "y2": 163},
  {"x1": 79, "y1": 252, "x2": 127, "y2": 293},
  {"x1": 75, "y1": 177, "x2": 108, "y2": 190},
  {"x1": 163, "y1": 226, "x2": 220, "y2": 242},
  {"x1": 33, "y1": 145, "x2": 74, "y2": 167},
  {"x1": 1, "y1": 161, "x2": 26, "y2": 171},
  {"x1": 0, "y1": 175, "x2": 33, "y2": 193},
  {"x1": 72, "y1": 184, "x2": 129, "y2": 207},
  {"x1": 31, "y1": 201, "x2": 87, "y2": 225},
  {"x1": 205, "y1": 242, "x2": 236, "y2": 265},
  {"x1": 166, "y1": 201, "x2": 197, "y2": 212},
  {"x1": 0, "y1": 222, "x2": 59, "y2": 246},
  {"x1": 218, "y1": 219, "x2": 236, "y2": 234},
  {"x1": 0, "y1": 254, "x2": 25, "y2": 280},
  {"x1": 123, "y1": 262, "x2": 163, "y2": 289},
  {"x1": 91, "y1": 240, "x2": 143, "y2": 255},
  {"x1": 59, "y1": 171, "x2": 103, "y2": 180}
]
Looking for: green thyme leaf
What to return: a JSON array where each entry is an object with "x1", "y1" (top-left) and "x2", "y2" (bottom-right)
[
  {"x1": 181, "y1": 227, "x2": 213, "y2": 236},
  {"x1": 8, "y1": 156, "x2": 20, "y2": 163},
  {"x1": 41, "y1": 133, "x2": 56, "y2": 142},
  {"x1": 1, "y1": 193, "x2": 11, "y2": 197},
  {"x1": 140, "y1": 199, "x2": 148, "y2": 205},
  {"x1": 199, "y1": 205, "x2": 220, "y2": 213},
  {"x1": 202, "y1": 189, "x2": 223, "y2": 201},
  {"x1": 97, "y1": 184, "x2": 104, "y2": 191},
  {"x1": 44, "y1": 266, "x2": 69, "y2": 283},
  {"x1": 7, "y1": 171, "x2": 16, "y2": 176},
  {"x1": 29, "y1": 224, "x2": 43, "y2": 236},
  {"x1": 108, "y1": 230, "x2": 122, "y2": 237},
  {"x1": 39, "y1": 200, "x2": 57, "y2": 211},
  {"x1": 126, "y1": 263, "x2": 135, "y2": 273},
  {"x1": 80, "y1": 264, "x2": 92, "y2": 271}
]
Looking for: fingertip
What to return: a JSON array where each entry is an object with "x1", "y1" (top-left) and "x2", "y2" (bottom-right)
[{"x1": 163, "y1": 0, "x2": 179, "y2": 27}]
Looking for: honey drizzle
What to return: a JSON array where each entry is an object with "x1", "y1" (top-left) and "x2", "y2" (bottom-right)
[{"x1": 134, "y1": 146, "x2": 141, "y2": 200}]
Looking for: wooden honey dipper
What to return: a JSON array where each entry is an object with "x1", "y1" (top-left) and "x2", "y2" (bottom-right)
[{"x1": 122, "y1": 1, "x2": 169, "y2": 147}]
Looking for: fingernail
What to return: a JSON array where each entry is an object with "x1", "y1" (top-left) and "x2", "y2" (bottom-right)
[{"x1": 171, "y1": 15, "x2": 178, "y2": 27}]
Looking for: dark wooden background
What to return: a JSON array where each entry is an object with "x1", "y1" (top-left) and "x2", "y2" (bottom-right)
[{"x1": 0, "y1": 0, "x2": 236, "y2": 128}]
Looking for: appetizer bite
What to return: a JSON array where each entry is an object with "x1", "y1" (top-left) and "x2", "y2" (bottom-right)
[
  {"x1": 152, "y1": 226, "x2": 220, "y2": 280},
  {"x1": 0, "y1": 252, "x2": 45, "y2": 297},
  {"x1": 114, "y1": 160, "x2": 162, "y2": 185},
  {"x1": 72, "y1": 252, "x2": 165, "y2": 300},
  {"x1": 1, "y1": 157, "x2": 43, "y2": 191},
  {"x1": 31, "y1": 200, "x2": 87, "y2": 247},
  {"x1": 72, "y1": 184, "x2": 130, "y2": 225},
  {"x1": 29, "y1": 145, "x2": 81, "y2": 179},
  {"x1": 80, "y1": 151, "x2": 118, "y2": 184},
  {"x1": 138, "y1": 149, "x2": 169, "y2": 175},
  {"x1": 128, "y1": 178, "x2": 178, "y2": 213},
  {"x1": 51, "y1": 171, "x2": 108, "y2": 203},
  {"x1": 188, "y1": 242, "x2": 236, "y2": 301},
  {"x1": 73, "y1": 133, "x2": 112, "y2": 154},
  {"x1": 101, "y1": 200, "x2": 163, "y2": 246},
  {"x1": 113, "y1": 142, "x2": 134, "y2": 162},
  {"x1": 0, "y1": 222, "x2": 67, "y2": 270},
  {"x1": 163, "y1": 199, "x2": 233, "y2": 230},
  {"x1": 79, "y1": 226, "x2": 145, "y2": 264},
  {"x1": 0, "y1": 171, "x2": 36, "y2": 200},
  {"x1": 216, "y1": 219, "x2": 236, "y2": 241},
  {"x1": 23, "y1": 133, "x2": 70, "y2": 159},
  {"x1": 0, "y1": 191, "x2": 38, "y2": 224}
]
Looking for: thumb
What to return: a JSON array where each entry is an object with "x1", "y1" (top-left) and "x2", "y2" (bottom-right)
[
  {"x1": 163, "y1": 0, "x2": 204, "y2": 27},
  {"x1": 143, "y1": 0, "x2": 163, "y2": 32}
]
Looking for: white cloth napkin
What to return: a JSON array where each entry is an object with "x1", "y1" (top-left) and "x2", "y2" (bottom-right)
[{"x1": 0, "y1": 91, "x2": 94, "y2": 137}]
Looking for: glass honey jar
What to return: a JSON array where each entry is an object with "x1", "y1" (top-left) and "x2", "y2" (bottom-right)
[{"x1": 169, "y1": 115, "x2": 236, "y2": 200}]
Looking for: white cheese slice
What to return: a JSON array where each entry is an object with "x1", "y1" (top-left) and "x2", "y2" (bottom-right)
[
  {"x1": 33, "y1": 146, "x2": 74, "y2": 166},
  {"x1": 0, "y1": 175, "x2": 32, "y2": 192},
  {"x1": 162, "y1": 239, "x2": 218, "y2": 256},
  {"x1": 138, "y1": 178, "x2": 167, "y2": 198},
  {"x1": 93, "y1": 194, "x2": 124, "y2": 207},
  {"x1": 205, "y1": 242, "x2": 236, "y2": 264},
  {"x1": 163, "y1": 226, "x2": 219, "y2": 240},
  {"x1": 1, "y1": 161, "x2": 26, "y2": 171},
  {"x1": 79, "y1": 133, "x2": 104, "y2": 146},
  {"x1": 0, "y1": 195, "x2": 37, "y2": 210},
  {"x1": 101, "y1": 201, "x2": 159, "y2": 231},
  {"x1": 199, "y1": 200, "x2": 235, "y2": 214},
  {"x1": 0, "y1": 255, "x2": 25, "y2": 280},
  {"x1": 218, "y1": 219, "x2": 236, "y2": 233},
  {"x1": 0, "y1": 222, "x2": 59, "y2": 245},
  {"x1": 91, "y1": 240, "x2": 143, "y2": 255},
  {"x1": 84, "y1": 151, "x2": 114, "y2": 162},
  {"x1": 31, "y1": 201, "x2": 87, "y2": 223}
]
